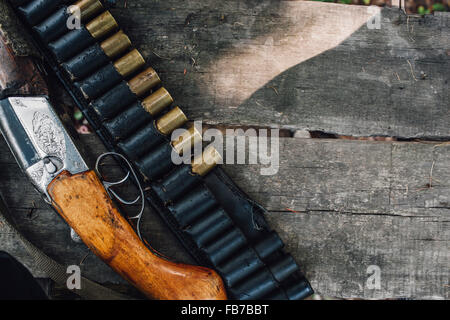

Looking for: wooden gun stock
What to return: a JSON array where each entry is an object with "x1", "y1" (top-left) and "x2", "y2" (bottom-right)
[{"x1": 47, "y1": 170, "x2": 227, "y2": 300}]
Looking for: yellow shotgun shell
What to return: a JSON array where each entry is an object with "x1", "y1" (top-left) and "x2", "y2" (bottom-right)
[
  {"x1": 191, "y1": 145, "x2": 222, "y2": 176},
  {"x1": 141, "y1": 87, "x2": 173, "y2": 116},
  {"x1": 100, "y1": 31, "x2": 132, "y2": 59},
  {"x1": 156, "y1": 107, "x2": 188, "y2": 136},
  {"x1": 172, "y1": 125, "x2": 202, "y2": 155},
  {"x1": 128, "y1": 67, "x2": 161, "y2": 97},
  {"x1": 113, "y1": 49, "x2": 145, "y2": 77},
  {"x1": 86, "y1": 11, "x2": 118, "y2": 39},
  {"x1": 68, "y1": 0, "x2": 104, "y2": 20}
]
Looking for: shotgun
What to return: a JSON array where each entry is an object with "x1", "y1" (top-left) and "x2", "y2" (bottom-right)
[
  {"x1": 2, "y1": 0, "x2": 314, "y2": 300},
  {"x1": 0, "y1": 30, "x2": 227, "y2": 300}
]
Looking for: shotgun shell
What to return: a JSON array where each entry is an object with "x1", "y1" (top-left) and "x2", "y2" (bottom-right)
[
  {"x1": 153, "y1": 165, "x2": 203, "y2": 204},
  {"x1": 101, "y1": 31, "x2": 132, "y2": 58},
  {"x1": 203, "y1": 229, "x2": 248, "y2": 266},
  {"x1": 86, "y1": 11, "x2": 118, "y2": 38},
  {"x1": 191, "y1": 145, "x2": 222, "y2": 176},
  {"x1": 103, "y1": 87, "x2": 173, "y2": 141},
  {"x1": 114, "y1": 49, "x2": 145, "y2": 77},
  {"x1": 117, "y1": 107, "x2": 188, "y2": 160},
  {"x1": 103, "y1": 102, "x2": 153, "y2": 142},
  {"x1": 135, "y1": 143, "x2": 175, "y2": 181},
  {"x1": 72, "y1": 0, "x2": 103, "y2": 20},
  {"x1": 75, "y1": 49, "x2": 145, "y2": 100},
  {"x1": 141, "y1": 87, "x2": 174, "y2": 116},
  {"x1": 91, "y1": 67, "x2": 161, "y2": 121},
  {"x1": 156, "y1": 107, "x2": 188, "y2": 136},
  {"x1": 117, "y1": 122, "x2": 167, "y2": 161},
  {"x1": 182, "y1": 208, "x2": 233, "y2": 248},
  {"x1": 134, "y1": 124, "x2": 203, "y2": 180},
  {"x1": 34, "y1": 0, "x2": 103, "y2": 43},
  {"x1": 153, "y1": 146, "x2": 221, "y2": 204},
  {"x1": 18, "y1": 0, "x2": 70, "y2": 26},
  {"x1": 62, "y1": 31, "x2": 132, "y2": 80},
  {"x1": 168, "y1": 185, "x2": 218, "y2": 228},
  {"x1": 128, "y1": 67, "x2": 161, "y2": 97},
  {"x1": 172, "y1": 125, "x2": 203, "y2": 155},
  {"x1": 49, "y1": 11, "x2": 118, "y2": 62}
]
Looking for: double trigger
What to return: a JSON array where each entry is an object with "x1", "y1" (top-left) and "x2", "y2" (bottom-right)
[{"x1": 95, "y1": 152, "x2": 145, "y2": 240}]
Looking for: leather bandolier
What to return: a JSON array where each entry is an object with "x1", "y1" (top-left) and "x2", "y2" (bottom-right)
[{"x1": 7, "y1": 0, "x2": 313, "y2": 300}]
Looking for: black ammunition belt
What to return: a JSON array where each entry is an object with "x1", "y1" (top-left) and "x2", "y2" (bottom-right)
[{"x1": 9, "y1": 0, "x2": 313, "y2": 300}]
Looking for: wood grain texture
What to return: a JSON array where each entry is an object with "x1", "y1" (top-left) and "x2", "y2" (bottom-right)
[
  {"x1": 106, "y1": 1, "x2": 450, "y2": 139},
  {"x1": 223, "y1": 137, "x2": 450, "y2": 299},
  {"x1": 0, "y1": 0, "x2": 448, "y2": 300},
  {"x1": 46, "y1": 170, "x2": 226, "y2": 300},
  {"x1": 1, "y1": 135, "x2": 448, "y2": 299}
]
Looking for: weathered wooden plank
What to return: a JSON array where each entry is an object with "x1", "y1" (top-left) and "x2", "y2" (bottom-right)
[
  {"x1": 224, "y1": 138, "x2": 450, "y2": 218},
  {"x1": 0, "y1": 135, "x2": 448, "y2": 298},
  {"x1": 223, "y1": 137, "x2": 449, "y2": 299},
  {"x1": 266, "y1": 211, "x2": 448, "y2": 299},
  {"x1": 2, "y1": 0, "x2": 448, "y2": 300},
  {"x1": 3, "y1": 135, "x2": 448, "y2": 217},
  {"x1": 101, "y1": 0, "x2": 450, "y2": 139}
]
